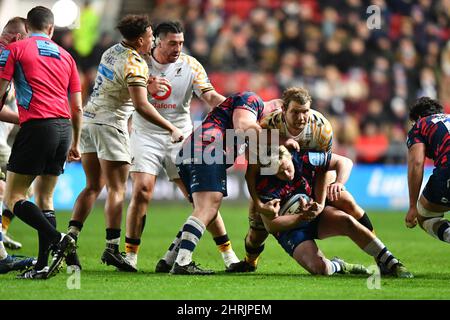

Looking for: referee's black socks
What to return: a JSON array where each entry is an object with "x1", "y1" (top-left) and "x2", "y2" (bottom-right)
[
  {"x1": 35, "y1": 210, "x2": 57, "y2": 270},
  {"x1": 13, "y1": 200, "x2": 61, "y2": 243}
]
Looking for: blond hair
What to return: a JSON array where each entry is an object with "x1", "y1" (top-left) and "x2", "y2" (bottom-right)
[{"x1": 282, "y1": 87, "x2": 312, "y2": 110}]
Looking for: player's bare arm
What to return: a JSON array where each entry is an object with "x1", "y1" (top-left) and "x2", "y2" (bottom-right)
[
  {"x1": 406, "y1": 143, "x2": 426, "y2": 228},
  {"x1": 260, "y1": 199, "x2": 319, "y2": 234},
  {"x1": 326, "y1": 154, "x2": 353, "y2": 202},
  {"x1": 201, "y1": 90, "x2": 226, "y2": 110},
  {"x1": 68, "y1": 91, "x2": 83, "y2": 162},
  {"x1": 0, "y1": 79, "x2": 19, "y2": 124},
  {"x1": 233, "y1": 109, "x2": 262, "y2": 133}
]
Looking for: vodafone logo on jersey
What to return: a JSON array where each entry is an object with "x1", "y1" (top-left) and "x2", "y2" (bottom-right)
[{"x1": 152, "y1": 84, "x2": 172, "y2": 100}]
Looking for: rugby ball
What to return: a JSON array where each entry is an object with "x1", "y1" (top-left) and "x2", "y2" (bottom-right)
[{"x1": 279, "y1": 194, "x2": 311, "y2": 216}]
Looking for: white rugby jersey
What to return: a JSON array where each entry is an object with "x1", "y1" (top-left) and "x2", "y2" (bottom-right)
[
  {"x1": 132, "y1": 52, "x2": 214, "y2": 134},
  {"x1": 83, "y1": 42, "x2": 148, "y2": 131},
  {"x1": 260, "y1": 108, "x2": 333, "y2": 152}
]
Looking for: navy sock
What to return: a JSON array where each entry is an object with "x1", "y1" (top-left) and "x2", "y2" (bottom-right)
[{"x1": 358, "y1": 213, "x2": 374, "y2": 232}]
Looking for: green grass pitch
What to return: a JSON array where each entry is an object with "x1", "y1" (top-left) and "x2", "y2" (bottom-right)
[{"x1": 1, "y1": 203, "x2": 450, "y2": 300}]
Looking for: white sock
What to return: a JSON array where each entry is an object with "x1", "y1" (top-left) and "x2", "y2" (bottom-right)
[
  {"x1": 422, "y1": 218, "x2": 450, "y2": 243},
  {"x1": 444, "y1": 229, "x2": 450, "y2": 243},
  {"x1": 221, "y1": 250, "x2": 239, "y2": 268},
  {"x1": 364, "y1": 238, "x2": 398, "y2": 269},
  {"x1": 68, "y1": 226, "x2": 81, "y2": 238},
  {"x1": 0, "y1": 211, "x2": 7, "y2": 260},
  {"x1": 106, "y1": 238, "x2": 120, "y2": 246},
  {"x1": 162, "y1": 229, "x2": 182, "y2": 266},
  {"x1": 126, "y1": 252, "x2": 137, "y2": 267},
  {"x1": 324, "y1": 259, "x2": 341, "y2": 275},
  {"x1": 175, "y1": 216, "x2": 205, "y2": 266}
]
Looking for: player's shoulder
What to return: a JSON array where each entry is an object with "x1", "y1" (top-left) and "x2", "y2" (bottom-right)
[
  {"x1": 428, "y1": 113, "x2": 448, "y2": 123},
  {"x1": 260, "y1": 109, "x2": 283, "y2": 129},
  {"x1": 238, "y1": 91, "x2": 261, "y2": 102},
  {"x1": 237, "y1": 92, "x2": 264, "y2": 108},
  {"x1": 179, "y1": 53, "x2": 204, "y2": 70},
  {"x1": 309, "y1": 109, "x2": 331, "y2": 126},
  {"x1": 126, "y1": 49, "x2": 145, "y2": 65}
]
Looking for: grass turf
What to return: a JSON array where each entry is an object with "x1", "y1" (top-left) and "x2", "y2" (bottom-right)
[{"x1": 1, "y1": 203, "x2": 449, "y2": 300}]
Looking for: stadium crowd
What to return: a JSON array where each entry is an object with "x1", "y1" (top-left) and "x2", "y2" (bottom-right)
[{"x1": 54, "y1": 0, "x2": 450, "y2": 165}]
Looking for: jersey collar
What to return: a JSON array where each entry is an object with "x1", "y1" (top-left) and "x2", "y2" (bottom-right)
[
  {"x1": 31, "y1": 33, "x2": 50, "y2": 38},
  {"x1": 150, "y1": 53, "x2": 171, "y2": 71}
]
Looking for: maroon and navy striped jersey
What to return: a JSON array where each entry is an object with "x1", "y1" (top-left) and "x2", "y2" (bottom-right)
[
  {"x1": 182, "y1": 92, "x2": 265, "y2": 166},
  {"x1": 407, "y1": 114, "x2": 450, "y2": 168},
  {"x1": 256, "y1": 150, "x2": 331, "y2": 203}
]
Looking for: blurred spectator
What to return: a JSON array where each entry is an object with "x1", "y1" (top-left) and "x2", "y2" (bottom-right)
[
  {"x1": 384, "y1": 125, "x2": 408, "y2": 164},
  {"x1": 355, "y1": 121, "x2": 389, "y2": 163},
  {"x1": 73, "y1": 1, "x2": 100, "y2": 71}
]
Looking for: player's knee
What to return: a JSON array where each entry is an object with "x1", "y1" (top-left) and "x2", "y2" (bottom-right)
[
  {"x1": 85, "y1": 183, "x2": 103, "y2": 195},
  {"x1": 132, "y1": 185, "x2": 154, "y2": 203},
  {"x1": 199, "y1": 193, "x2": 222, "y2": 211},
  {"x1": 108, "y1": 186, "x2": 126, "y2": 199},
  {"x1": 209, "y1": 192, "x2": 223, "y2": 205},
  {"x1": 333, "y1": 195, "x2": 362, "y2": 217}
]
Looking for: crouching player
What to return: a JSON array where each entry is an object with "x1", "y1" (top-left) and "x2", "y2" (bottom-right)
[
  {"x1": 405, "y1": 97, "x2": 450, "y2": 245},
  {"x1": 238, "y1": 146, "x2": 413, "y2": 278}
]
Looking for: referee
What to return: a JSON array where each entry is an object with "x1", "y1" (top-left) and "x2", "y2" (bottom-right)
[{"x1": 0, "y1": 6, "x2": 81, "y2": 279}]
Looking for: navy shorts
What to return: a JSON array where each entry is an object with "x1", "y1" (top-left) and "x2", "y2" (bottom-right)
[
  {"x1": 8, "y1": 118, "x2": 71, "y2": 176},
  {"x1": 423, "y1": 167, "x2": 450, "y2": 207},
  {"x1": 177, "y1": 161, "x2": 228, "y2": 202},
  {"x1": 275, "y1": 215, "x2": 322, "y2": 256}
]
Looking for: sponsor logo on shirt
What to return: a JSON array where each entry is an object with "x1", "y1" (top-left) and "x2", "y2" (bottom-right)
[
  {"x1": 83, "y1": 111, "x2": 96, "y2": 118},
  {"x1": 98, "y1": 63, "x2": 114, "y2": 81},
  {"x1": 154, "y1": 102, "x2": 177, "y2": 109},
  {"x1": 36, "y1": 40, "x2": 60, "y2": 59},
  {"x1": 0, "y1": 49, "x2": 10, "y2": 67}
]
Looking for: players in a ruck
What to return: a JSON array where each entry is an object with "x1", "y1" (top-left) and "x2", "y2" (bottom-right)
[{"x1": 228, "y1": 87, "x2": 412, "y2": 278}]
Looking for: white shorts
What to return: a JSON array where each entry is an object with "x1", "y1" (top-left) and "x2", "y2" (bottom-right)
[
  {"x1": 0, "y1": 149, "x2": 10, "y2": 169},
  {"x1": 80, "y1": 123, "x2": 131, "y2": 163},
  {"x1": 417, "y1": 201, "x2": 446, "y2": 218},
  {"x1": 129, "y1": 128, "x2": 190, "y2": 180}
]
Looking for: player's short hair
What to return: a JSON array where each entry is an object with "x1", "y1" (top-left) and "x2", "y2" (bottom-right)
[
  {"x1": 409, "y1": 97, "x2": 444, "y2": 121},
  {"x1": 27, "y1": 6, "x2": 54, "y2": 31},
  {"x1": 153, "y1": 21, "x2": 183, "y2": 40},
  {"x1": 117, "y1": 14, "x2": 151, "y2": 41},
  {"x1": 3, "y1": 17, "x2": 27, "y2": 35},
  {"x1": 282, "y1": 87, "x2": 312, "y2": 110}
]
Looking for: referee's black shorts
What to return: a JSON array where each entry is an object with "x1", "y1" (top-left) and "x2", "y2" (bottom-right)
[{"x1": 7, "y1": 118, "x2": 72, "y2": 176}]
